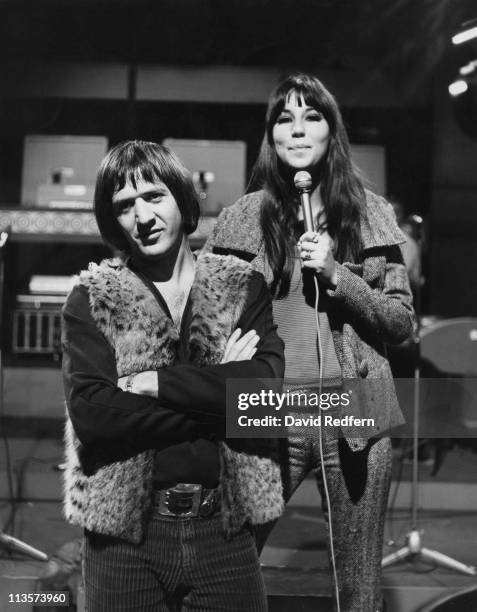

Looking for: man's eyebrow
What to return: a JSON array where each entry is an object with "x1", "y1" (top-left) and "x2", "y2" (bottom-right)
[{"x1": 113, "y1": 187, "x2": 165, "y2": 203}]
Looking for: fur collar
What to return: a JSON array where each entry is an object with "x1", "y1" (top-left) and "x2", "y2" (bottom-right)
[{"x1": 79, "y1": 252, "x2": 255, "y2": 373}]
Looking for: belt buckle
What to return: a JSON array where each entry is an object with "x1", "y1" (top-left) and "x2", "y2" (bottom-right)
[
  {"x1": 199, "y1": 489, "x2": 219, "y2": 517},
  {"x1": 157, "y1": 483, "x2": 202, "y2": 517}
]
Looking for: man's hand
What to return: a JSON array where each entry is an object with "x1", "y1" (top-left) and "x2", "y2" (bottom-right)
[
  {"x1": 118, "y1": 329, "x2": 260, "y2": 395},
  {"x1": 221, "y1": 328, "x2": 260, "y2": 363},
  {"x1": 118, "y1": 370, "x2": 158, "y2": 397}
]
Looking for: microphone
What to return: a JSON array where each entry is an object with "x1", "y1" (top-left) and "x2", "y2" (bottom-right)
[{"x1": 294, "y1": 171, "x2": 314, "y2": 232}]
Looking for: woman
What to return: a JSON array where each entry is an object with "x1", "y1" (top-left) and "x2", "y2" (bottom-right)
[
  {"x1": 204, "y1": 74, "x2": 415, "y2": 611},
  {"x1": 61, "y1": 140, "x2": 284, "y2": 611}
]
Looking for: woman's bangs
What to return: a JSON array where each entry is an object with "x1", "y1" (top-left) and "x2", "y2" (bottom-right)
[
  {"x1": 275, "y1": 86, "x2": 327, "y2": 116},
  {"x1": 302, "y1": 89, "x2": 325, "y2": 111}
]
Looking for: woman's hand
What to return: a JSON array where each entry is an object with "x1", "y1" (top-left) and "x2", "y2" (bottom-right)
[
  {"x1": 118, "y1": 370, "x2": 158, "y2": 397},
  {"x1": 221, "y1": 328, "x2": 260, "y2": 364},
  {"x1": 298, "y1": 230, "x2": 337, "y2": 288}
]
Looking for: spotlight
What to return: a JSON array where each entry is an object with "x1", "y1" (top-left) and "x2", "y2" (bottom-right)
[
  {"x1": 452, "y1": 18, "x2": 477, "y2": 45},
  {"x1": 449, "y1": 79, "x2": 469, "y2": 97},
  {"x1": 460, "y1": 59, "x2": 477, "y2": 76},
  {"x1": 449, "y1": 18, "x2": 477, "y2": 138}
]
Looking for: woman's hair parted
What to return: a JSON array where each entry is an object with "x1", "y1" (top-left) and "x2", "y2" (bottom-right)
[
  {"x1": 249, "y1": 73, "x2": 365, "y2": 298},
  {"x1": 94, "y1": 140, "x2": 200, "y2": 252}
]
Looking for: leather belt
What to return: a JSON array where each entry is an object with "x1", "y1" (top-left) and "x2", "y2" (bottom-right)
[{"x1": 152, "y1": 483, "x2": 220, "y2": 518}]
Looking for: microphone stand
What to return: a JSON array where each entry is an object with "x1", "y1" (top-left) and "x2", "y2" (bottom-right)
[
  {"x1": 0, "y1": 229, "x2": 48, "y2": 562},
  {"x1": 382, "y1": 218, "x2": 475, "y2": 575}
]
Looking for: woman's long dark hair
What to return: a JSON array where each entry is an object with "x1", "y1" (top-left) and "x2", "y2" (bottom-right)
[{"x1": 249, "y1": 73, "x2": 365, "y2": 298}]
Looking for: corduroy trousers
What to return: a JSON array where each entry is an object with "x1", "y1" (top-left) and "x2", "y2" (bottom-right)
[{"x1": 83, "y1": 511, "x2": 267, "y2": 611}]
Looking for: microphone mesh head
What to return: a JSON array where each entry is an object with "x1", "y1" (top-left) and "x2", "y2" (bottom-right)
[{"x1": 294, "y1": 171, "x2": 312, "y2": 192}]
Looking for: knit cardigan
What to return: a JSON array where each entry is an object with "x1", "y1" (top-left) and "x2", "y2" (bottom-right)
[
  {"x1": 204, "y1": 190, "x2": 416, "y2": 450},
  {"x1": 63, "y1": 252, "x2": 284, "y2": 543}
]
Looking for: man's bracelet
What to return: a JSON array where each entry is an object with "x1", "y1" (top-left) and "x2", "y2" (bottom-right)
[{"x1": 125, "y1": 374, "x2": 135, "y2": 393}]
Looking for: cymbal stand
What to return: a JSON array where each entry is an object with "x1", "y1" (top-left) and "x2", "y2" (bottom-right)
[
  {"x1": 382, "y1": 217, "x2": 475, "y2": 575},
  {"x1": 0, "y1": 229, "x2": 48, "y2": 562}
]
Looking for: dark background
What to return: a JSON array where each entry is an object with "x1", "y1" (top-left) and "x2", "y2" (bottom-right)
[{"x1": 1, "y1": 0, "x2": 477, "y2": 360}]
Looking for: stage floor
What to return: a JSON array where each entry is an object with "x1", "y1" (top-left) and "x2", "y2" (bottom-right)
[{"x1": 1, "y1": 437, "x2": 477, "y2": 612}]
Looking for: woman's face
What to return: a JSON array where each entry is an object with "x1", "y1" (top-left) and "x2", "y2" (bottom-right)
[{"x1": 272, "y1": 92, "x2": 330, "y2": 172}]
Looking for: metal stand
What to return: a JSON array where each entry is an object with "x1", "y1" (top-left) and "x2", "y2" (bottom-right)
[
  {"x1": 382, "y1": 217, "x2": 475, "y2": 576},
  {"x1": 0, "y1": 229, "x2": 48, "y2": 562},
  {"x1": 0, "y1": 532, "x2": 48, "y2": 561}
]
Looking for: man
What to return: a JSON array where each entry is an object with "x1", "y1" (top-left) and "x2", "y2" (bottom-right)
[{"x1": 62, "y1": 140, "x2": 284, "y2": 611}]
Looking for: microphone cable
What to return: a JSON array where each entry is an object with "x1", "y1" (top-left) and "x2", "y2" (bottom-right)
[
  {"x1": 294, "y1": 170, "x2": 340, "y2": 610},
  {"x1": 312, "y1": 271, "x2": 341, "y2": 612}
]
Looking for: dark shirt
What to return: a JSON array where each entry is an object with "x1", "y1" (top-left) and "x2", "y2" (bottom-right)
[{"x1": 62, "y1": 267, "x2": 284, "y2": 486}]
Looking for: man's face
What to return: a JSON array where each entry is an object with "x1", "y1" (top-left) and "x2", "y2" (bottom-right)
[{"x1": 113, "y1": 178, "x2": 184, "y2": 259}]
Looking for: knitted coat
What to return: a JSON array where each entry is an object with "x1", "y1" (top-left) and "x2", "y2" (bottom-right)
[
  {"x1": 63, "y1": 252, "x2": 284, "y2": 543},
  {"x1": 204, "y1": 190, "x2": 415, "y2": 450}
]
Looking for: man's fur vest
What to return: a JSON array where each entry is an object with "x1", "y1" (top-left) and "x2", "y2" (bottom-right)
[{"x1": 63, "y1": 252, "x2": 284, "y2": 544}]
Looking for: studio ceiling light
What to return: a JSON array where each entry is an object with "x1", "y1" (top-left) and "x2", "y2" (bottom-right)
[
  {"x1": 448, "y1": 79, "x2": 469, "y2": 96},
  {"x1": 459, "y1": 60, "x2": 477, "y2": 76},
  {"x1": 452, "y1": 19, "x2": 477, "y2": 45}
]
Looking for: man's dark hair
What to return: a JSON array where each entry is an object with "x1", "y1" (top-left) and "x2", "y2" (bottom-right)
[{"x1": 94, "y1": 140, "x2": 200, "y2": 252}]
